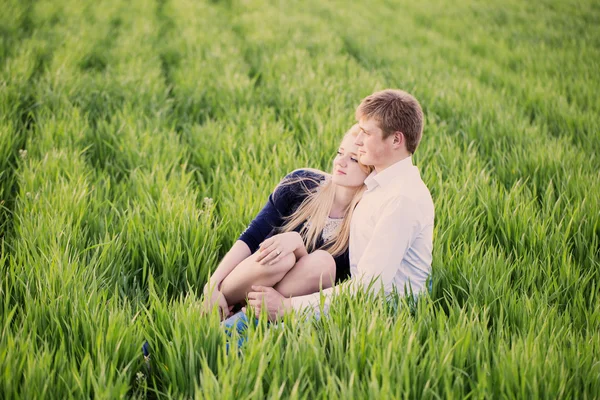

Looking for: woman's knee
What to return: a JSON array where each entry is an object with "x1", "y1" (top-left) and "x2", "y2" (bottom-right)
[
  {"x1": 256, "y1": 251, "x2": 296, "y2": 278},
  {"x1": 302, "y1": 250, "x2": 336, "y2": 285}
]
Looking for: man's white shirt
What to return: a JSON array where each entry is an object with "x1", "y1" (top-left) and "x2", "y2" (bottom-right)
[{"x1": 289, "y1": 156, "x2": 434, "y2": 314}]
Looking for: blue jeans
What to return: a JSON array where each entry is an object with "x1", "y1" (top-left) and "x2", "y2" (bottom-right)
[
  {"x1": 222, "y1": 311, "x2": 257, "y2": 353},
  {"x1": 222, "y1": 279, "x2": 433, "y2": 351}
]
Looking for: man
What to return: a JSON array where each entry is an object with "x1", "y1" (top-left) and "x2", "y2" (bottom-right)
[{"x1": 246, "y1": 89, "x2": 434, "y2": 319}]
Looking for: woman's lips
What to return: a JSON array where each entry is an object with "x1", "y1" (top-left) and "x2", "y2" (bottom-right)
[{"x1": 335, "y1": 170, "x2": 346, "y2": 175}]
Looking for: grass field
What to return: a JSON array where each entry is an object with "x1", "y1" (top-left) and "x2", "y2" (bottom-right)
[{"x1": 1, "y1": 0, "x2": 599, "y2": 398}]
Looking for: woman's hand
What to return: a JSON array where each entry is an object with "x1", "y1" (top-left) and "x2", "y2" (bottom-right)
[
  {"x1": 255, "y1": 232, "x2": 303, "y2": 266},
  {"x1": 202, "y1": 283, "x2": 233, "y2": 320}
]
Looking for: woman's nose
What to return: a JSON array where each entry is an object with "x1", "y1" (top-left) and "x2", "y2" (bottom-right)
[{"x1": 335, "y1": 156, "x2": 347, "y2": 167}]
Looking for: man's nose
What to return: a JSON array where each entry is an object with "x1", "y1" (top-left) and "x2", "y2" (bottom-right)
[{"x1": 354, "y1": 132, "x2": 364, "y2": 146}]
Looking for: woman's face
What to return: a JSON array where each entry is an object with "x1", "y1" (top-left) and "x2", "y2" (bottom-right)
[{"x1": 331, "y1": 133, "x2": 371, "y2": 188}]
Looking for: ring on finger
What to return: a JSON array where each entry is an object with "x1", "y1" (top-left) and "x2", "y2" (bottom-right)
[{"x1": 276, "y1": 249, "x2": 281, "y2": 256}]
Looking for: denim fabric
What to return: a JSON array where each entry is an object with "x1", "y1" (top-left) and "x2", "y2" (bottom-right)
[
  {"x1": 222, "y1": 280, "x2": 432, "y2": 351},
  {"x1": 222, "y1": 311, "x2": 257, "y2": 353}
]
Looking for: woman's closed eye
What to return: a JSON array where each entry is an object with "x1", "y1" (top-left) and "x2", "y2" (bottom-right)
[
  {"x1": 338, "y1": 152, "x2": 359, "y2": 164},
  {"x1": 338, "y1": 150, "x2": 358, "y2": 162}
]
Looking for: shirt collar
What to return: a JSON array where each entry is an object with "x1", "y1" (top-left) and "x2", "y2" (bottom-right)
[{"x1": 364, "y1": 156, "x2": 415, "y2": 191}]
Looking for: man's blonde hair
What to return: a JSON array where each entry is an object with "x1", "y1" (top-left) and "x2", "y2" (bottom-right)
[{"x1": 356, "y1": 89, "x2": 424, "y2": 154}]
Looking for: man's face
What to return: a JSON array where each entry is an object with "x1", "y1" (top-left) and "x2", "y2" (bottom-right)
[{"x1": 355, "y1": 118, "x2": 394, "y2": 169}]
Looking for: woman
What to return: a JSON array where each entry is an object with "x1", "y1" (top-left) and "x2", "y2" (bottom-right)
[{"x1": 203, "y1": 124, "x2": 373, "y2": 319}]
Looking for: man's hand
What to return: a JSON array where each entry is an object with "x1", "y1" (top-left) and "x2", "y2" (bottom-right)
[
  {"x1": 256, "y1": 232, "x2": 303, "y2": 265},
  {"x1": 202, "y1": 283, "x2": 233, "y2": 320},
  {"x1": 246, "y1": 285, "x2": 292, "y2": 321}
]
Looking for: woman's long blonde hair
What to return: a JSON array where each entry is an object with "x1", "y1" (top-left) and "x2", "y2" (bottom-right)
[{"x1": 278, "y1": 125, "x2": 374, "y2": 257}]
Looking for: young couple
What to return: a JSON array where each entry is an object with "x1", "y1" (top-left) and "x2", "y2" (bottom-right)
[{"x1": 203, "y1": 89, "x2": 434, "y2": 321}]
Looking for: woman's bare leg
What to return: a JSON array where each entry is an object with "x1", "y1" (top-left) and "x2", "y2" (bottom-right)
[
  {"x1": 273, "y1": 250, "x2": 336, "y2": 297},
  {"x1": 220, "y1": 251, "x2": 296, "y2": 306}
]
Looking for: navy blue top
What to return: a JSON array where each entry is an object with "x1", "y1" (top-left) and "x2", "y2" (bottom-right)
[{"x1": 238, "y1": 169, "x2": 351, "y2": 284}]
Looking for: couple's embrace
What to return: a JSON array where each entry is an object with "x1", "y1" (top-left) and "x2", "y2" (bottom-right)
[{"x1": 203, "y1": 89, "x2": 434, "y2": 323}]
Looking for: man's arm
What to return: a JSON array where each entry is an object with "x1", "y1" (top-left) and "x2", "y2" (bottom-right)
[
  {"x1": 352, "y1": 197, "x2": 426, "y2": 293},
  {"x1": 289, "y1": 197, "x2": 426, "y2": 314}
]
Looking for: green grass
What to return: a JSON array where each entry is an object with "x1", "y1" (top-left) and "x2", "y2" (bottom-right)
[{"x1": 0, "y1": 0, "x2": 599, "y2": 398}]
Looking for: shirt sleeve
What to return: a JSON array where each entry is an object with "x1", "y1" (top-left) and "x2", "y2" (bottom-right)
[
  {"x1": 238, "y1": 170, "x2": 323, "y2": 253},
  {"x1": 290, "y1": 196, "x2": 424, "y2": 315}
]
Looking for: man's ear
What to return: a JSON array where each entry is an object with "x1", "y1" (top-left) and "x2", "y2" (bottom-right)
[{"x1": 392, "y1": 131, "x2": 404, "y2": 149}]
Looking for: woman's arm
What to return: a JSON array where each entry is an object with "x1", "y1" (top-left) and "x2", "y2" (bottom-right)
[
  {"x1": 202, "y1": 240, "x2": 251, "y2": 318},
  {"x1": 255, "y1": 231, "x2": 308, "y2": 265},
  {"x1": 202, "y1": 178, "x2": 288, "y2": 314},
  {"x1": 204, "y1": 173, "x2": 293, "y2": 292},
  {"x1": 203, "y1": 184, "x2": 286, "y2": 314},
  {"x1": 206, "y1": 240, "x2": 251, "y2": 290},
  {"x1": 237, "y1": 169, "x2": 326, "y2": 253},
  {"x1": 202, "y1": 170, "x2": 322, "y2": 315}
]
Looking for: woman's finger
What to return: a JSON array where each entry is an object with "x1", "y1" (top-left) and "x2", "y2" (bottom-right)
[
  {"x1": 260, "y1": 237, "x2": 272, "y2": 248},
  {"x1": 260, "y1": 247, "x2": 281, "y2": 265},
  {"x1": 219, "y1": 306, "x2": 230, "y2": 320},
  {"x1": 259, "y1": 238, "x2": 274, "y2": 251},
  {"x1": 255, "y1": 248, "x2": 269, "y2": 262},
  {"x1": 258, "y1": 243, "x2": 279, "y2": 264},
  {"x1": 268, "y1": 250, "x2": 289, "y2": 266},
  {"x1": 256, "y1": 242, "x2": 277, "y2": 262},
  {"x1": 256, "y1": 249, "x2": 271, "y2": 263}
]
